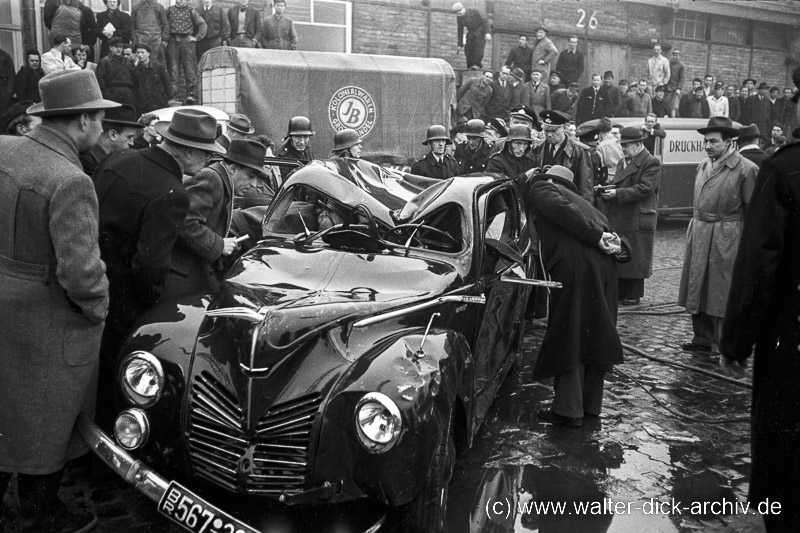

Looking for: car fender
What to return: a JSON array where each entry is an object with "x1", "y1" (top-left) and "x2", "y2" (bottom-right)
[{"x1": 308, "y1": 326, "x2": 475, "y2": 507}]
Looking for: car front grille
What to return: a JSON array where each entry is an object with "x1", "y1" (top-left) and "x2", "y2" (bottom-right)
[{"x1": 187, "y1": 371, "x2": 322, "y2": 495}]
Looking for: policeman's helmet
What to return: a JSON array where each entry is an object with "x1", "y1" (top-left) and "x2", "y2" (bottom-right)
[
  {"x1": 465, "y1": 119, "x2": 486, "y2": 138},
  {"x1": 333, "y1": 128, "x2": 362, "y2": 151},
  {"x1": 285, "y1": 115, "x2": 315, "y2": 137},
  {"x1": 506, "y1": 124, "x2": 533, "y2": 143},
  {"x1": 422, "y1": 124, "x2": 453, "y2": 145}
]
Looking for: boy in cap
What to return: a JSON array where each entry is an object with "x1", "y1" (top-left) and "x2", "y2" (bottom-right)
[
  {"x1": 707, "y1": 81, "x2": 729, "y2": 118},
  {"x1": 80, "y1": 103, "x2": 143, "y2": 175},
  {"x1": 602, "y1": 70, "x2": 621, "y2": 118},
  {"x1": 411, "y1": 124, "x2": 459, "y2": 179},
  {"x1": 133, "y1": 42, "x2": 172, "y2": 114},
  {"x1": 0, "y1": 69, "x2": 120, "y2": 533}
]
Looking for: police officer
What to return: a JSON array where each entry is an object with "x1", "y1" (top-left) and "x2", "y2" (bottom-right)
[
  {"x1": 537, "y1": 109, "x2": 594, "y2": 202},
  {"x1": 276, "y1": 115, "x2": 315, "y2": 181},
  {"x1": 330, "y1": 128, "x2": 363, "y2": 159},
  {"x1": 410, "y1": 124, "x2": 459, "y2": 179},
  {"x1": 454, "y1": 118, "x2": 492, "y2": 174}
]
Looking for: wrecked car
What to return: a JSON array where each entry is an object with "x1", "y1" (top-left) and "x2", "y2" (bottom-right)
[{"x1": 77, "y1": 159, "x2": 532, "y2": 533}]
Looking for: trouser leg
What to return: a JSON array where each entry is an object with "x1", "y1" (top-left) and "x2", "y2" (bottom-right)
[
  {"x1": 182, "y1": 41, "x2": 198, "y2": 99},
  {"x1": 552, "y1": 366, "x2": 583, "y2": 418},
  {"x1": 710, "y1": 314, "x2": 724, "y2": 353},
  {"x1": 0, "y1": 471, "x2": 10, "y2": 502},
  {"x1": 17, "y1": 471, "x2": 66, "y2": 527},
  {"x1": 690, "y1": 313, "x2": 714, "y2": 348},
  {"x1": 582, "y1": 365, "x2": 607, "y2": 416},
  {"x1": 167, "y1": 39, "x2": 180, "y2": 96},
  {"x1": 618, "y1": 278, "x2": 644, "y2": 300}
]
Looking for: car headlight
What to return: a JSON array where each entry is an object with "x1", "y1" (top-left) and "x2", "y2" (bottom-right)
[
  {"x1": 114, "y1": 408, "x2": 150, "y2": 450},
  {"x1": 119, "y1": 351, "x2": 164, "y2": 407},
  {"x1": 355, "y1": 392, "x2": 402, "y2": 453}
]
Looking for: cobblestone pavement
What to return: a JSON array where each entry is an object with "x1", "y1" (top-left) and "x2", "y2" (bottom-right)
[{"x1": 2, "y1": 217, "x2": 764, "y2": 533}]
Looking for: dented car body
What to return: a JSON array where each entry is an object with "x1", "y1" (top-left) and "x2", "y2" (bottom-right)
[{"x1": 78, "y1": 159, "x2": 531, "y2": 532}]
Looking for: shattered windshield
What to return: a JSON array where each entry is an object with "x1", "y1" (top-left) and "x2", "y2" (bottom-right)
[{"x1": 262, "y1": 160, "x2": 466, "y2": 253}]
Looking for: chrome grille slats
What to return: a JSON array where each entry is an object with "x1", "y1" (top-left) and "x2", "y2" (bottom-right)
[{"x1": 187, "y1": 371, "x2": 321, "y2": 495}]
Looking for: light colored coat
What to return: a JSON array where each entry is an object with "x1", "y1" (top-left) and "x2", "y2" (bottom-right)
[
  {"x1": 0, "y1": 125, "x2": 108, "y2": 474},
  {"x1": 530, "y1": 36, "x2": 558, "y2": 78},
  {"x1": 678, "y1": 148, "x2": 758, "y2": 317}
]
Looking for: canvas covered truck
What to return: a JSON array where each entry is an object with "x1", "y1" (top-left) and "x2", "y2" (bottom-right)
[{"x1": 199, "y1": 48, "x2": 457, "y2": 166}]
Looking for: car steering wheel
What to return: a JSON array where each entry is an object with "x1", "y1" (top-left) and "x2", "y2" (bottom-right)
[{"x1": 386, "y1": 223, "x2": 460, "y2": 252}]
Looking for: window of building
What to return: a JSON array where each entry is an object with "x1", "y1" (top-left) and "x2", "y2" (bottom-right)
[
  {"x1": 672, "y1": 10, "x2": 708, "y2": 41},
  {"x1": 710, "y1": 17, "x2": 747, "y2": 46},
  {"x1": 753, "y1": 22, "x2": 790, "y2": 50},
  {"x1": 283, "y1": 0, "x2": 352, "y2": 53}
]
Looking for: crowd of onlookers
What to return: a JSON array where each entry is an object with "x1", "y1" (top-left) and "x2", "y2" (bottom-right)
[
  {"x1": 0, "y1": 0, "x2": 298, "y2": 122},
  {"x1": 457, "y1": 36, "x2": 798, "y2": 148}
]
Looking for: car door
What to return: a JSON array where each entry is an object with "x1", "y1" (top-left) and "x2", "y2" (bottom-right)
[{"x1": 471, "y1": 184, "x2": 529, "y2": 403}]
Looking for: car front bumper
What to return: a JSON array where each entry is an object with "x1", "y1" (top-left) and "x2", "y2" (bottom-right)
[{"x1": 76, "y1": 413, "x2": 386, "y2": 533}]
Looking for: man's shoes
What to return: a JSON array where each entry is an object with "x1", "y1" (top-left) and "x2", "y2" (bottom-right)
[
  {"x1": 537, "y1": 408, "x2": 582, "y2": 428},
  {"x1": 184, "y1": 96, "x2": 197, "y2": 106},
  {"x1": 620, "y1": 298, "x2": 640, "y2": 306},
  {"x1": 681, "y1": 342, "x2": 712, "y2": 354}
]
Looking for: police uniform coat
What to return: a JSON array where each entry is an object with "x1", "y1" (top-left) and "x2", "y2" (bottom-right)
[
  {"x1": 485, "y1": 144, "x2": 539, "y2": 180},
  {"x1": 166, "y1": 161, "x2": 233, "y2": 296},
  {"x1": 276, "y1": 140, "x2": 314, "y2": 182},
  {"x1": 719, "y1": 143, "x2": 800, "y2": 518},
  {"x1": 0, "y1": 126, "x2": 109, "y2": 474},
  {"x1": 601, "y1": 147, "x2": 661, "y2": 279},
  {"x1": 527, "y1": 178, "x2": 623, "y2": 379},
  {"x1": 678, "y1": 149, "x2": 758, "y2": 317},
  {"x1": 454, "y1": 141, "x2": 492, "y2": 174},
  {"x1": 410, "y1": 151, "x2": 460, "y2": 180}
]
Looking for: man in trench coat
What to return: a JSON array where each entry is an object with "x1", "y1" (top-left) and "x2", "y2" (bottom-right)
[
  {"x1": 0, "y1": 70, "x2": 119, "y2": 531},
  {"x1": 719, "y1": 67, "x2": 800, "y2": 532},
  {"x1": 599, "y1": 126, "x2": 662, "y2": 305},
  {"x1": 526, "y1": 165, "x2": 625, "y2": 428},
  {"x1": 678, "y1": 117, "x2": 758, "y2": 355}
]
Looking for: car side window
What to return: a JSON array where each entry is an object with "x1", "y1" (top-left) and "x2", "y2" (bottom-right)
[
  {"x1": 264, "y1": 185, "x2": 349, "y2": 235},
  {"x1": 483, "y1": 189, "x2": 517, "y2": 243}
]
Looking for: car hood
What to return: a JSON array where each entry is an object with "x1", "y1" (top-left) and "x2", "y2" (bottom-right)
[{"x1": 199, "y1": 239, "x2": 459, "y2": 377}]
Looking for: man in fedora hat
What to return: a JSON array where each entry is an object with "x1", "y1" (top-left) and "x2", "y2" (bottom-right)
[
  {"x1": 599, "y1": 126, "x2": 662, "y2": 305},
  {"x1": 737, "y1": 124, "x2": 767, "y2": 167},
  {"x1": 411, "y1": 124, "x2": 459, "y2": 179},
  {"x1": 745, "y1": 81, "x2": 771, "y2": 140},
  {"x1": 218, "y1": 112, "x2": 255, "y2": 150},
  {"x1": 526, "y1": 165, "x2": 625, "y2": 427},
  {"x1": 719, "y1": 65, "x2": 800, "y2": 533},
  {"x1": 0, "y1": 69, "x2": 120, "y2": 532},
  {"x1": 80, "y1": 103, "x2": 143, "y2": 175},
  {"x1": 530, "y1": 25, "x2": 558, "y2": 80},
  {"x1": 452, "y1": 2, "x2": 491, "y2": 70},
  {"x1": 166, "y1": 138, "x2": 265, "y2": 297},
  {"x1": 94, "y1": 108, "x2": 225, "y2": 428},
  {"x1": 678, "y1": 116, "x2": 758, "y2": 355}
]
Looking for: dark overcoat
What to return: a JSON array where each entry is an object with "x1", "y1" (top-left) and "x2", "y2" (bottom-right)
[
  {"x1": 95, "y1": 146, "x2": 189, "y2": 341},
  {"x1": 527, "y1": 178, "x2": 623, "y2": 379},
  {"x1": 166, "y1": 162, "x2": 233, "y2": 297},
  {"x1": 276, "y1": 140, "x2": 314, "y2": 182},
  {"x1": 410, "y1": 151, "x2": 460, "y2": 180},
  {"x1": 739, "y1": 146, "x2": 768, "y2": 168},
  {"x1": 601, "y1": 147, "x2": 662, "y2": 279},
  {"x1": 454, "y1": 141, "x2": 492, "y2": 174},
  {"x1": 719, "y1": 143, "x2": 800, "y2": 516},
  {"x1": 0, "y1": 126, "x2": 109, "y2": 474},
  {"x1": 485, "y1": 145, "x2": 538, "y2": 180}
]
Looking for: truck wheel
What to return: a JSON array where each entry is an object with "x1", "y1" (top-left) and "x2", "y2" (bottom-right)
[{"x1": 400, "y1": 413, "x2": 455, "y2": 533}]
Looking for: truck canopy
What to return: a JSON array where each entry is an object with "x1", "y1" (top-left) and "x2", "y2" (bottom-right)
[{"x1": 200, "y1": 48, "x2": 456, "y2": 164}]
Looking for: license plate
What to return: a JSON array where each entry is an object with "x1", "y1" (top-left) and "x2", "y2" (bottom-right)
[{"x1": 158, "y1": 481, "x2": 259, "y2": 533}]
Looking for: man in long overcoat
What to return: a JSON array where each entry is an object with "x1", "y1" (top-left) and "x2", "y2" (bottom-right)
[
  {"x1": 719, "y1": 68, "x2": 800, "y2": 532},
  {"x1": 599, "y1": 126, "x2": 662, "y2": 305},
  {"x1": 526, "y1": 165, "x2": 624, "y2": 427},
  {"x1": 0, "y1": 69, "x2": 118, "y2": 531},
  {"x1": 678, "y1": 117, "x2": 758, "y2": 354},
  {"x1": 94, "y1": 108, "x2": 224, "y2": 428}
]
